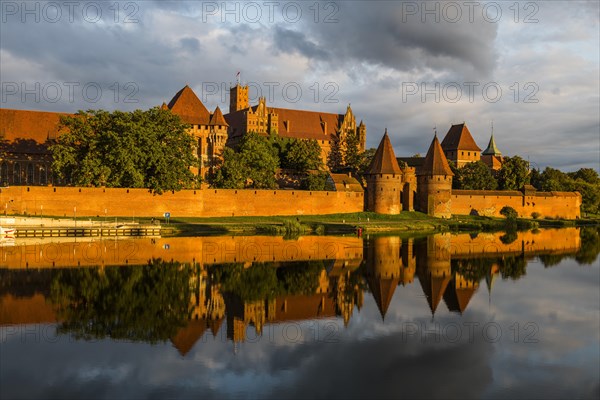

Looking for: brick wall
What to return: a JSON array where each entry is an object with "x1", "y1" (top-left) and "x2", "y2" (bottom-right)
[
  {"x1": 451, "y1": 190, "x2": 581, "y2": 219},
  {"x1": 0, "y1": 186, "x2": 364, "y2": 218}
]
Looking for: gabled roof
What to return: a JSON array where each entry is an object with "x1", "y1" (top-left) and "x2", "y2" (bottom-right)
[
  {"x1": 366, "y1": 130, "x2": 402, "y2": 175},
  {"x1": 418, "y1": 135, "x2": 454, "y2": 176},
  {"x1": 482, "y1": 134, "x2": 501, "y2": 155},
  {"x1": 167, "y1": 85, "x2": 211, "y2": 125},
  {"x1": 441, "y1": 123, "x2": 481, "y2": 151},
  {"x1": 328, "y1": 173, "x2": 363, "y2": 192},
  {"x1": 209, "y1": 106, "x2": 228, "y2": 126}
]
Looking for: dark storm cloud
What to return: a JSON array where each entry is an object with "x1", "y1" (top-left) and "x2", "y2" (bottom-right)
[
  {"x1": 272, "y1": 2, "x2": 499, "y2": 78},
  {"x1": 180, "y1": 37, "x2": 201, "y2": 52},
  {"x1": 272, "y1": 26, "x2": 330, "y2": 60}
]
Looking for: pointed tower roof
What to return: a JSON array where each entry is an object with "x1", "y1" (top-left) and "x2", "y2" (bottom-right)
[
  {"x1": 358, "y1": 120, "x2": 365, "y2": 127},
  {"x1": 167, "y1": 85, "x2": 211, "y2": 125},
  {"x1": 441, "y1": 123, "x2": 481, "y2": 151},
  {"x1": 366, "y1": 130, "x2": 402, "y2": 175},
  {"x1": 443, "y1": 277, "x2": 478, "y2": 314},
  {"x1": 366, "y1": 275, "x2": 399, "y2": 320},
  {"x1": 170, "y1": 319, "x2": 207, "y2": 356},
  {"x1": 209, "y1": 106, "x2": 229, "y2": 126},
  {"x1": 417, "y1": 269, "x2": 452, "y2": 315},
  {"x1": 482, "y1": 134, "x2": 502, "y2": 156},
  {"x1": 160, "y1": 102, "x2": 168, "y2": 110},
  {"x1": 418, "y1": 135, "x2": 454, "y2": 176}
]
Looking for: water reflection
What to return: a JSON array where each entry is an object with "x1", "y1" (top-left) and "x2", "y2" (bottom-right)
[{"x1": 1, "y1": 227, "x2": 597, "y2": 354}]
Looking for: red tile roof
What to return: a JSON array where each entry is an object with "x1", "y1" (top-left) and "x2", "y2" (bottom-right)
[
  {"x1": 167, "y1": 85, "x2": 211, "y2": 125},
  {"x1": 225, "y1": 106, "x2": 343, "y2": 141},
  {"x1": 419, "y1": 135, "x2": 454, "y2": 176},
  {"x1": 366, "y1": 131, "x2": 402, "y2": 174},
  {"x1": 441, "y1": 123, "x2": 481, "y2": 151},
  {"x1": 0, "y1": 108, "x2": 69, "y2": 143},
  {"x1": 209, "y1": 106, "x2": 228, "y2": 126}
]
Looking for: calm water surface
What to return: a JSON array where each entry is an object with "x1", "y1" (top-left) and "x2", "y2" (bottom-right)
[{"x1": 1, "y1": 228, "x2": 599, "y2": 399}]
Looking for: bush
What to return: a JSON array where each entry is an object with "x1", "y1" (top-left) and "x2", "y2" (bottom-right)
[
  {"x1": 500, "y1": 206, "x2": 518, "y2": 220},
  {"x1": 531, "y1": 212, "x2": 541, "y2": 219}
]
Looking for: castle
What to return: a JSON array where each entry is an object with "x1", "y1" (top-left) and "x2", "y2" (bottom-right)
[{"x1": 0, "y1": 83, "x2": 582, "y2": 220}]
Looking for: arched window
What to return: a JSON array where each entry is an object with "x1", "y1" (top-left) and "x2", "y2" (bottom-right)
[
  {"x1": 13, "y1": 163, "x2": 21, "y2": 184},
  {"x1": 0, "y1": 162, "x2": 8, "y2": 185},
  {"x1": 39, "y1": 165, "x2": 47, "y2": 185},
  {"x1": 27, "y1": 163, "x2": 35, "y2": 184}
]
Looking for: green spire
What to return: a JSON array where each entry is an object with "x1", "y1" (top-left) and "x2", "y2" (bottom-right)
[{"x1": 482, "y1": 134, "x2": 501, "y2": 156}]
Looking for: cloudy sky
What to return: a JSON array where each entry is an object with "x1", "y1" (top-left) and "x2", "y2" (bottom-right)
[{"x1": 1, "y1": 1, "x2": 598, "y2": 171}]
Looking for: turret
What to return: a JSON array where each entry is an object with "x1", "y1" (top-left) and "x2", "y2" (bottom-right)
[
  {"x1": 364, "y1": 130, "x2": 403, "y2": 214},
  {"x1": 364, "y1": 236, "x2": 402, "y2": 320},
  {"x1": 481, "y1": 130, "x2": 503, "y2": 171},
  {"x1": 415, "y1": 234, "x2": 452, "y2": 316},
  {"x1": 416, "y1": 135, "x2": 454, "y2": 218}
]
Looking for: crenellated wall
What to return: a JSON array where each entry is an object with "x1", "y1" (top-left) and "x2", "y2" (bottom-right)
[{"x1": 0, "y1": 186, "x2": 363, "y2": 218}]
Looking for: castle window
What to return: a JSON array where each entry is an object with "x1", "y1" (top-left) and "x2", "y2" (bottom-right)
[
  {"x1": 39, "y1": 166, "x2": 47, "y2": 185},
  {"x1": 461, "y1": 151, "x2": 464, "y2": 156},
  {"x1": 26, "y1": 164, "x2": 34, "y2": 184},
  {"x1": 468, "y1": 152, "x2": 470, "y2": 156},
  {"x1": 13, "y1": 163, "x2": 21, "y2": 184},
  {"x1": 0, "y1": 162, "x2": 7, "y2": 185}
]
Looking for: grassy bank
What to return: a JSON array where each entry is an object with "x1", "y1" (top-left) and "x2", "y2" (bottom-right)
[
  {"x1": 151, "y1": 212, "x2": 599, "y2": 237},
  {"x1": 6, "y1": 212, "x2": 597, "y2": 237}
]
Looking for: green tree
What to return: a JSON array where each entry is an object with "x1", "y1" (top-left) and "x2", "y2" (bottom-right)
[
  {"x1": 569, "y1": 168, "x2": 599, "y2": 184},
  {"x1": 454, "y1": 161, "x2": 498, "y2": 190},
  {"x1": 497, "y1": 156, "x2": 530, "y2": 190},
  {"x1": 239, "y1": 132, "x2": 279, "y2": 188},
  {"x1": 209, "y1": 147, "x2": 248, "y2": 189},
  {"x1": 210, "y1": 132, "x2": 279, "y2": 189},
  {"x1": 283, "y1": 138, "x2": 323, "y2": 172},
  {"x1": 50, "y1": 260, "x2": 194, "y2": 342},
  {"x1": 327, "y1": 129, "x2": 364, "y2": 173},
  {"x1": 300, "y1": 172, "x2": 328, "y2": 191},
  {"x1": 50, "y1": 108, "x2": 197, "y2": 193}
]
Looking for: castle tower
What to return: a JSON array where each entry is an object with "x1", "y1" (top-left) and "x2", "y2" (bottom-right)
[
  {"x1": 357, "y1": 120, "x2": 367, "y2": 152},
  {"x1": 365, "y1": 130, "x2": 403, "y2": 214},
  {"x1": 229, "y1": 84, "x2": 249, "y2": 113},
  {"x1": 440, "y1": 123, "x2": 481, "y2": 167},
  {"x1": 416, "y1": 135, "x2": 454, "y2": 218},
  {"x1": 364, "y1": 236, "x2": 402, "y2": 320},
  {"x1": 415, "y1": 234, "x2": 452, "y2": 316},
  {"x1": 206, "y1": 106, "x2": 229, "y2": 177}
]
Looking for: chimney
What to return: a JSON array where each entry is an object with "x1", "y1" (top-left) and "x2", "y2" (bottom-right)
[
  {"x1": 286, "y1": 120, "x2": 291, "y2": 132},
  {"x1": 322, "y1": 121, "x2": 327, "y2": 134}
]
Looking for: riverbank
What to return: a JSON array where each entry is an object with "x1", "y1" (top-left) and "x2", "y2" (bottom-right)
[
  {"x1": 3, "y1": 212, "x2": 597, "y2": 238},
  {"x1": 147, "y1": 212, "x2": 600, "y2": 236}
]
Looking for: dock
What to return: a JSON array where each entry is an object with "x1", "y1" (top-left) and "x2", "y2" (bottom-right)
[{"x1": 1, "y1": 216, "x2": 162, "y2": 238}]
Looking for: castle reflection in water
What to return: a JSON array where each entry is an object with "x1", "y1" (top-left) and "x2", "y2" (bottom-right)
[{"x1": 0, "y1": 227, "x2": 592, "y2": 355}]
